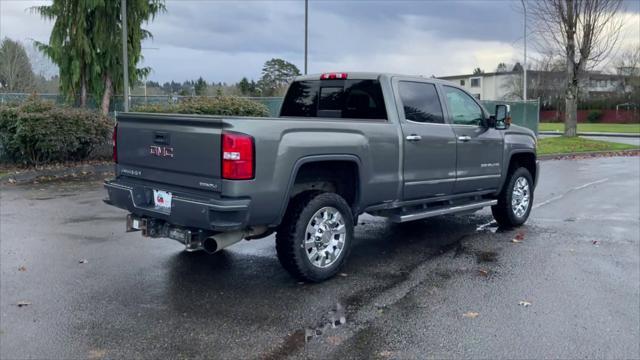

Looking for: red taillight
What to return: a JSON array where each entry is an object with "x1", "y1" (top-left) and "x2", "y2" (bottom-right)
[
  {"x1": 112, "y1": 123, "x2": 118, "y2": 163},
  {"x1": 320, "y1": 72, "x2": 348, "y2": 80},
  {"x1": 222, "y1": 132, "x2": 254, "y2": 180}
]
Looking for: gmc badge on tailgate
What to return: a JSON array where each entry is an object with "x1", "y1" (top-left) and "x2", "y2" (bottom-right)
[{"x1": 149, "y1": 145, "x2": 174, "y2": 158}]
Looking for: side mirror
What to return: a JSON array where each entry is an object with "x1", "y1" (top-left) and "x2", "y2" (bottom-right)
[{"x1": 494, "y1": 104, "x2": 511, "y2": 130}]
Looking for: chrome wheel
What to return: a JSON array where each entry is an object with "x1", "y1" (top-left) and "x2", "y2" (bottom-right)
[
  {"x1": 511, "y1": 176, "x2": 530, "y2": 218},
  {"x1": 304, "y1": 207, "x2": 346, "y2": 268}
]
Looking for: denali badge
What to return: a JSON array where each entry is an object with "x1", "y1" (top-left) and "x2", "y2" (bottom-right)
[
  {"x1": 481, "y1": 162, "x2": 500, "y2": 168},
  {"x1": 149, "y1": 145, "x2": 174, "y2": 158},
  {"x1": 199, "y1": 181, "x2": 218, "y2": 189},
  {"x1": 121, "y1": 168, "x2": 142, "y2": 176}
]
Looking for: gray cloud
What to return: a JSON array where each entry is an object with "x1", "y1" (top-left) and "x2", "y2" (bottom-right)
[
  {"x1": 2, "y1": 0, "x2": 638, "y2": 84},
  {"x1": 140, "y1": 0, "x2": 529, "y2": 81}
]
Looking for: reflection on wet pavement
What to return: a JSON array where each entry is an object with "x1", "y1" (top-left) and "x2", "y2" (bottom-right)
[{"x1": 2, "y1": 157, "x2": 639, "y2": 359}]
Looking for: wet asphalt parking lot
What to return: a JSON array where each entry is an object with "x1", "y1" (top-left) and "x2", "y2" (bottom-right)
[{"x1": 1, "y1": 156, "x2": 639, "y2": 359}]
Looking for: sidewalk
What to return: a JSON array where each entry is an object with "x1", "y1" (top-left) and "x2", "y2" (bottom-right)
[
  {"x1": 538, "y1": 133, "x2": 640, "y2": 146},
  {"x1": 539, "y1": 131, "x2": 640, "y2": 138},
  {"x1": 0, "y1": 162, "x2": 113, "y2": 185}
]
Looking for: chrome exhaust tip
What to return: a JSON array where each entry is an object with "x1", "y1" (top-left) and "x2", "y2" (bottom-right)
[{"x1": 202, "y1": 237, "x2": 219, "y2": 254}]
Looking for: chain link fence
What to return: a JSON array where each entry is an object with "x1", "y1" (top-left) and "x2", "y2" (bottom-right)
[
  {"x1": 1, "y1": 93, "x2": 540, "y2": 133},
  {"x1": 481, "y1": 99, "x2": 540, "y2": 134}
]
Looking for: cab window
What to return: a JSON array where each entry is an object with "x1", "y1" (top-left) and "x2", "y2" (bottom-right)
[
  {"x1": 398, "y1": 81, "x2": 444, "y2": 124},
  {"x1": 443, "y1": 86, "x2": 484, "y2": 126}
]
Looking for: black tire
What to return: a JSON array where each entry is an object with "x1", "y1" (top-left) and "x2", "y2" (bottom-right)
[
  {"x1": 492, "y1": 167, "x2": 534, "y2": 228},
  {"x1": 276, "y1": 192, "x2": 354, "y2": 282}
]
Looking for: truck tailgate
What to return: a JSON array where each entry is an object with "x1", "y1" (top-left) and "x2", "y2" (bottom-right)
[{"x1": 116, "y1": 113, "x2": 222, "y2": 191}]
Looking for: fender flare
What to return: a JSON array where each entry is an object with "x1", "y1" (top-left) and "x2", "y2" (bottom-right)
[
  {"x1": 497, "y1": 150, "x2": 536, "y2": 193},
  {"x1": 276, "y1": 154, "x2": 363, "y2": 224}
]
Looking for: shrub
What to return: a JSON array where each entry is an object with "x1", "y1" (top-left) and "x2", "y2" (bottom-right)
[
  {"x1": 587, "y1": 110, "x2": 603, "y2": 123},
  {"x1": 0, "y1": 96, "x2": 112, "y2": 166},
  {"x1": 133, "y1": 96, "x2": 270, "y2": 117}
]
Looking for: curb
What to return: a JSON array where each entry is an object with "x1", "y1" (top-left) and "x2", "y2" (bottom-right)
[
  {"x1": 538, "y1": 148, "x2": 640, "y2": 160},
  {"x1": 0, "y1": 163, "x2": 114, "y2": 185},
  {"x1": 539, "y1": 131, "x2": 640, "y2": 138}
]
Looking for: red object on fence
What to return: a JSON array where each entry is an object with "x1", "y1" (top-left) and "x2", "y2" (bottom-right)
[{"x1": 540, "y1": 110, "x2": 639, "y2": 123}]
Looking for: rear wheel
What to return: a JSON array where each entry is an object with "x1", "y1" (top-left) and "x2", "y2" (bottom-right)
[
  {"x1": 492, "y1": 167, "x2": 533, "y2": 227},
  {"x1": 276, "y1": 192, "x2": 354, "y2": 282}
]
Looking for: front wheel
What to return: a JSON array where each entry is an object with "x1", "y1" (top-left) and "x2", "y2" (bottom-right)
[
  {"x1": 492, "y1": 167, "x2": 533, "y2": 227},
  {"x1": 276, "y1": 192, "x2": 354, "y2": 282}
]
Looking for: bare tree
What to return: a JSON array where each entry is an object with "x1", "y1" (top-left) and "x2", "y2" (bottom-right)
[
  {"x1": 614, "y1": 46, "x2": 640, "y2": 101},
  {"x1": 502, "y1": 55, "x2": 566, "y2": 103},
  {"x1": 528, "y1": 0, "x2": 625, "y2": 136},
  {"x1": 0, "y1": 38, "x2": 36, "y2": 92},
  {"x1": 614, "y1": 46, "x2": 640, "y2": 75}
]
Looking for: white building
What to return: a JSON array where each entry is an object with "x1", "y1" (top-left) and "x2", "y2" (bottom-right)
[
  {"x1": 438, "y1": 71, "x2": 517, "y2": 100},
  {"x1": 438, "y1": 67, "x2": 635, "y2": 102}
]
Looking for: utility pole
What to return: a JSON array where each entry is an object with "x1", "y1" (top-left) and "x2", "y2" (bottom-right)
[
  {"x1": 121, "y1": 0, "x2": 130, "y2": 112},
  {"x1": 140, "y1": 47, "x2": 159, "y2": 104},
  {"x1": 522, "y1": 0, "x2": 527, "y2": 101},
  {"x1": 304, "y1": 0, "x2": 308, "y2": 75}
]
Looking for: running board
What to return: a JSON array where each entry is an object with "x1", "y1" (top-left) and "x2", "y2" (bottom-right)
[{"x1": 388, "y1": 199, "x2": 497, "y2": 223}]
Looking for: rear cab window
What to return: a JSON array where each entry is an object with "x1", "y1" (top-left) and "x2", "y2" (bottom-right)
[{"x1": 280, "y1": 78, "x2": 387, "y2": 120}]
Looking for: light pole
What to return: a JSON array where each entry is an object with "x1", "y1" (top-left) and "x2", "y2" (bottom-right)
[
  {"x1": 304, "y1": 0, "x2": 308, "y2": 75},
  {"x1": 522, "y1": 0, "x2": 527, "y2": 101},
  {"x1": 140, "y1": 47, "x2": 159, "y2": 103},
  {"x1": 121, "y1": 0, "x2": 129, "y2": 112}
]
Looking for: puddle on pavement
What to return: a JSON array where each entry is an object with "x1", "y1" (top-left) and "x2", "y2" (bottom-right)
[
  {"x1": 264, "y1": 217, "x2": 506, "y2": 359},
  {"x1": 475, "y1": 250, "x2": 498, "y2": 263},
  {"x1": 261, "y1": 329, "x2": 306, "y2": 360},
  {"x1": 342, "y1": 276, "x2": 409, "y2": 317},
  {"x1": 334, "y1": 324, "x2": 383, "y2": 359},
  {"x1": 261, "y1": 302, "x2": 347, "y2": 360}
]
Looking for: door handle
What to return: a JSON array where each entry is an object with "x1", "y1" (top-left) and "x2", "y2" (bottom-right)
[
  {"x1": 406, "y1": 134, "x2": 422, "y2": 141},
  {"x1": 457, "y1": 135, "x2": 472, "y2": 142}
]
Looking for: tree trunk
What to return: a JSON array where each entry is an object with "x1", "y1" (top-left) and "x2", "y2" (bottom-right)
[
  {"x1": 79, "y1": 80, "x2": 87, "y2": 108},
  {"x1": 564, "y1": 84, "x2": 578, "y2": 136},
  {"x1": 564, "y1": 0, "x2": 578, "y2": 137},
  {"x1": 101, "y1": 75, "x2": 112, "y2": 115}
]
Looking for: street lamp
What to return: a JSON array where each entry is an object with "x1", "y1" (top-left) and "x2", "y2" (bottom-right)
[
  {"x1": 121, "y1": 0, "x2": 129, "y2": 112},
  {"x1": 304, "y1": 0, "x2": 308, "y2": 75},
  {"x1": 521, "y1": 0, "x2": 527, "y2": 101},
  {"x1": 140, "y1": 47, "x2": 159, "y2": 103}
]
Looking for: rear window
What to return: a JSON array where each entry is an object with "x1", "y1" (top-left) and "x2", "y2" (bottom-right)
[{"x1": 280, "y1": 79, "x2": 387, "y2": 119}]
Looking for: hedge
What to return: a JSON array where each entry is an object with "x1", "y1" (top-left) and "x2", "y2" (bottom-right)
[
  {"x1": 0, "y1": 96, "x2": 112, "y2": 166},
  {"x1": 133, "y1": 96, "x2": 270, "y2": 117}
]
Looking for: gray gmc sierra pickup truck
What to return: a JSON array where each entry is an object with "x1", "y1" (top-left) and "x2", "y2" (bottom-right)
[{"x1": 104, "y1": 72, "x2": 539, "y2": 282}]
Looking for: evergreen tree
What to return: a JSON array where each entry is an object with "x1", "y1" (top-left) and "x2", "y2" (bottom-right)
[
  {"x1": 194, "y1": 77, "x2": 207, "y2": 96},
  {"x1": 258, "y1": 58, "x2": 300, "y2": 96},
  {"x1": 32, "y1": 0, "x2": 165, "y2": 113}
]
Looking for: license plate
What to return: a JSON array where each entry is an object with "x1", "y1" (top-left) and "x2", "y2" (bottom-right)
[{"x1": 153, "y1": 190, "x2": 172, "y2": 210}]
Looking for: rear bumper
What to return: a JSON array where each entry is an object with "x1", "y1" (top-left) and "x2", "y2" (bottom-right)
[
  {"x1": 104, "y1": 179, "x2": 251, "y2": 231},
  {"x1": 534, "y1": 160, "x2": 540, "y2": 189}
]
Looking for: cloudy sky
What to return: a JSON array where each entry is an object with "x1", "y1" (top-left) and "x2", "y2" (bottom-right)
[{"x1": 1, "y1": 0, "x2": 638, "y2": 84}]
